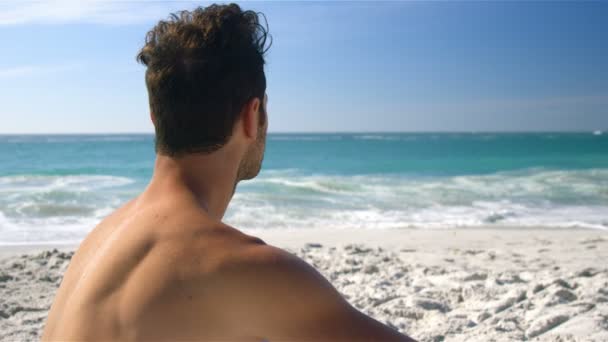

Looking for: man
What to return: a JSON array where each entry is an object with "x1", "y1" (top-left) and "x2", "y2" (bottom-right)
[{"x1": 43, "y1": 4, "x2": 414, "y2": 341}]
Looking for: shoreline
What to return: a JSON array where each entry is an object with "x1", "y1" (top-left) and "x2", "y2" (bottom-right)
[{"x1": 0, "y1": 225, "x2": 605, "y2": 254}]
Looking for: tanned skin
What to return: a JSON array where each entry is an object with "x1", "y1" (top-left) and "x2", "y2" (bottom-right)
[{"x1": 42, "y1": 95, "x2": 415, "y2": 341}]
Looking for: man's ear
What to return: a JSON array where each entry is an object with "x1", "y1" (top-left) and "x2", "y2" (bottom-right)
[
  {"x1": 241, "y1": 97, "x2": 261, "y2": 140},
  {"x1": 150, "y1": 112, "x2": 157, "y2": 127}
]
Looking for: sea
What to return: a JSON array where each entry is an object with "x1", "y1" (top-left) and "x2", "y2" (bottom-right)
[{"x1": 0, "y1": 132, "x2": 607, "y2": 245}]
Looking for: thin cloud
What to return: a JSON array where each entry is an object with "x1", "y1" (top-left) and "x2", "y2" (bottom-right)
[
  {"x1": 0, "y1": 0, "x2": 201, "y2": 26},
  {"x1": 0, "y1": 63, "x2": 83, "y2": 79}
]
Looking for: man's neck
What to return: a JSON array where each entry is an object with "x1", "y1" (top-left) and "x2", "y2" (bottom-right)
[{"x1": 146, "y1": 152, "x2": 240, "y2": 221}]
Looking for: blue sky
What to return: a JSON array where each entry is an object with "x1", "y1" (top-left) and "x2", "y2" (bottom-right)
[{"x1": 0, "y1": 1, "x2": 607, "y2": 133}]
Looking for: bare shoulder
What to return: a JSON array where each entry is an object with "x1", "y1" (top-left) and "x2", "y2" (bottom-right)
[
  {"x1": 159, "y1": 223, "x2": 413, "y2": 340},
  {"x1": 155, "y1": 221, "x2": 266, "y2": 278},
  {"x1": 192, "y1": 228, "x2": 414, "y2": 341}
]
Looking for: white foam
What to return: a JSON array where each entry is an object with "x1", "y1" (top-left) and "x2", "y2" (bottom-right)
[
  {"x1": 2, "y1": 169, "x2": 608, "y2": 244},
  {"x1": 0, "y1": 216, "x2": 100, "y2": 245},
  {"x1": 226, "y1": 169, "x2": 608, "y2": 231},
  {"x1": 0, "y1": 174, "x2": 134, "y2": 192},
  {"x1": 0, "y1": 174, "x2": 137, "y2": 243},
  {"x1": 354, "y1": 135, "x2": 400, "y2": 141},
  {"x1": 269, "y1": 135, "x2": 341, "y2": 141}
]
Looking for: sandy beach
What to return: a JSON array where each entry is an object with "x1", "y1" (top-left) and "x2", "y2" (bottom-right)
[{"x1": 1, "y1": 227, "x2": 607, "y2": 341}]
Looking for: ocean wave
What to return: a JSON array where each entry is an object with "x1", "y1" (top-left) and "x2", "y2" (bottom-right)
[
  {"x1": 269, "y1": 135, "x2": 343, "y2": 141},
  {"x1": 254, "y1": 177, "x2": 363, "y2": 195},
  {"x1": 225, "y1": 200, "x2": 608, "y2": 231},
  {"x1": 1, "y1": 169, "x2": 607, "y2": 244},
  {"x1": 353, "y1": 135, "x2": 400, "y2": 141},
  {"x1": 227, "y1": 168, "x2": 608, "y2": 230},
  {"x1": 244, "y1": 169, "x2": 608, "y2": 204},
  {"x1": 0, "y1": 175, "x2": 136, "y2": 243},
  {"x1": 0, "y1": 214, "x2": 100, "y2": 245},
  {"x1": 0, "y1": 175, "x2": 135, "y2": 223},
  {"x1": 0, "y1": 174, "x2": 134, "y2": 190}
]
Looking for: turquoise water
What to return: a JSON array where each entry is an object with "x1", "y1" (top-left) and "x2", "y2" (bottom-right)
[{"x1": 1, "y1": 132, "x2": 607, "y2": 244}]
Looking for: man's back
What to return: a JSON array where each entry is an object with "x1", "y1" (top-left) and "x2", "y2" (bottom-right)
[
  {"x1": 42, "y1": 193, "x2": 259, "y2": 340},
  {"x1": 43, "y1": 4, "x2": 413, "y2": 340},
  {"x1": 42, "y1": 191, "x2": 412, "y2": 341}
]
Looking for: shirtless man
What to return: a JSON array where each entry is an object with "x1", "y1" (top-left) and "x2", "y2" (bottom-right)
[{"x1": 42, "y1": 4, "x2": 414, "y2": 341}]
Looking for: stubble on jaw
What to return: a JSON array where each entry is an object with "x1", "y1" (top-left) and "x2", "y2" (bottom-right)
[{"x1": 234, "y1": 102, "x2": 267, "y2": 194}]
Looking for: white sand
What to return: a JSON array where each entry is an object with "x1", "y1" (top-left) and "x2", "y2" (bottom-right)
[{"x1": 1, "y1": 227, "x2": 607, "y2": 341}]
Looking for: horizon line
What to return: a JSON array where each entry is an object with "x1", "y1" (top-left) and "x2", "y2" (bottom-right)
[{"x1": 0, "y1": 130, "x2": 605, "y2": 136}]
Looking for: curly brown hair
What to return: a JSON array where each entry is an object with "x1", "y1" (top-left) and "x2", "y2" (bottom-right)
[{"x1": 137, "y1": 3, "x2": 271, "y2": 155}]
